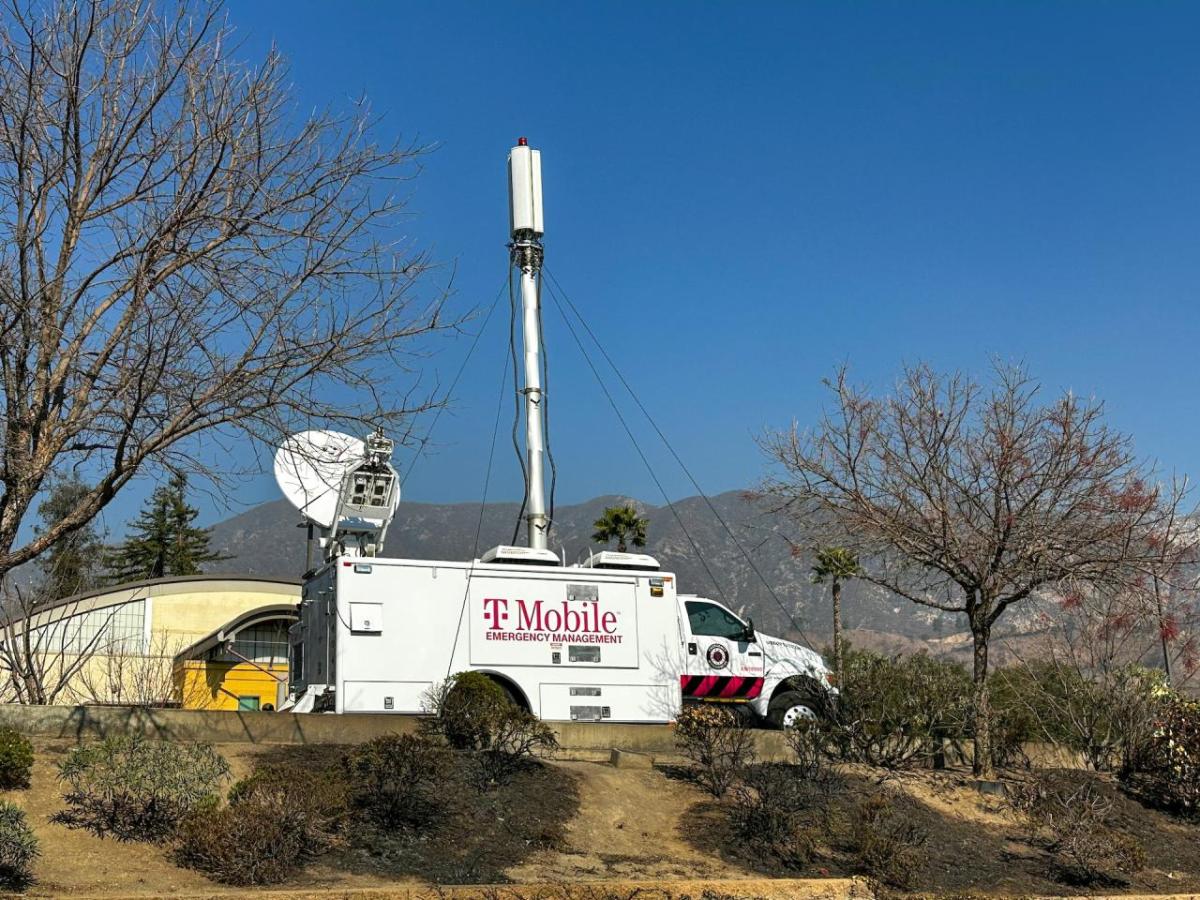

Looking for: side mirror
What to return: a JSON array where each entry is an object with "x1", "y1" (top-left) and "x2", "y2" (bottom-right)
[{"x1": 742, "y1": 617, "x2": 757, "y2": 642}]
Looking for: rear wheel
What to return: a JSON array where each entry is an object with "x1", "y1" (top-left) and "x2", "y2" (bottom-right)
[{"x1": 767, "y1": 690, "x2": 820, "y2": 730}]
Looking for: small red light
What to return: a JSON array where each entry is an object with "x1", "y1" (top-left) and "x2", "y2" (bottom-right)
[{"x1": 517, "y1": 136, "x2": 528, "y2": 146}]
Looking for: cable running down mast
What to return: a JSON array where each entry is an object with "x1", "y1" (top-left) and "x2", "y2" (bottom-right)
[{"x1": 508, "y1": 137, "x2": 550, "y2": 550}]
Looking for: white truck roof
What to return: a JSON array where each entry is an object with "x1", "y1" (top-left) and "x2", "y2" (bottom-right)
[{"x1": 577, "y1": 550, "x2": 661, "y2": 571}]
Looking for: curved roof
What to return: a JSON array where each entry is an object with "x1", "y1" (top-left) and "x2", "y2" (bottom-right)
[
  {"x1": 41, "y1": 573, "x2": 297, "y2": 610},
  {"x1": 3, "y1": 574, "x2": 300, "y2": 629}
]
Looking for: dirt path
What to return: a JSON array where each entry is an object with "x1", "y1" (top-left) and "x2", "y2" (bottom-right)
[{"x1": 506, "y1": 760, "x2": 752, "y2": 883}]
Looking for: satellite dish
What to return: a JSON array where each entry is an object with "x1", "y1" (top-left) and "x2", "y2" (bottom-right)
[{"x1": 274, "y1": 430, "x2": 366, "y2": 528}]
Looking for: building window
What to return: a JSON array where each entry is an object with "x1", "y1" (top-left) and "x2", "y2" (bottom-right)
[
  {"x1": 236, "y1": 696, "x2": 260, "y2": 711},
  {"x1": 35, "y1": 600, "x2": 147, "y2": 655},
  {"x1": 211, "y1": 621, "x2": 289, "y2": 666}
]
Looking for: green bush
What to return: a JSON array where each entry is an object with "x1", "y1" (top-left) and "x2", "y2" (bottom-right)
[
  {"x1": 344, "y1": 733, "x2": 452, "y2": 829},
  {"x1": 424, "y1": 672, "x2": 559, "y2": 787},
  {"x1": 824, "y1": 648, "x2": 971, "y2": 769},
  {"x1": 174, "y1": 800, "x2": 309, "y2": 886},
  {"x1": 673, "y1": 704, "x2": 756, "y2": 797},
  {"x1": 0, "y1": 802, "x2": 38, "y2": 889},
  {"x1": 423, "y1": 671, "x2": 510, "y2": 750},
  {"x1": 1122, "y1": 693, "x2": 1200, "y2": 818},
  {"x1": 985, "y1": 666, "x2": 1042, "y2": 768},
  {"x1": 0, "y1": 729, "x2": 33, "y2": 790},
  {"x1": 55, "y1": 736, "x2": 228, "y2": 842},
  {"x1": 990, "y1": 662, "x2": 1166, "y2": 773}
]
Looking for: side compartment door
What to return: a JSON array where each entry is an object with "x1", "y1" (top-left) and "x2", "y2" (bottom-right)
[{"x1": 681, "y1": 600, "x2": 765, "y2": 702}]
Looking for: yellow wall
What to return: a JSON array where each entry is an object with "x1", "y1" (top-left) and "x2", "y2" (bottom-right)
[
  {"x1": 174, "y1": 659, "x2": 289, "y2": 711},
  {"x1": 19, "y1": 578, "x2": 300, "y2": 707}
]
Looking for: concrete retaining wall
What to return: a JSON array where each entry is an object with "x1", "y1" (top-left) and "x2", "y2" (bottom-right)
[
  {"x1": 0, "y1": 702, "x2": 794, "y2": 758},
  {"x1": 0, "y1": 703, "x2": 1085, "y2": 768}
]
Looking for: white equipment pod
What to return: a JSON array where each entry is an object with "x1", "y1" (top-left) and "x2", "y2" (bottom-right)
[{"x1": 508, "y1": 140, "x2": 544, "y2": 237}]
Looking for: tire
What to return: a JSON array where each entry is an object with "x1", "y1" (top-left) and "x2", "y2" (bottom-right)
[{"x1": 767, "y1": 689, "x2": 820, "y2": 730}]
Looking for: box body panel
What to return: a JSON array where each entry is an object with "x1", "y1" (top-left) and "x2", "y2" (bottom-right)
[{"x1": 291, "y1": 557, "x2": 685, "y2": 722}]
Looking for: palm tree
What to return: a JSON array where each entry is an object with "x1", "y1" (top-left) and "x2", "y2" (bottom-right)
[
  {"x1": 592, "y1": 505, "x2": 648, "y2": 553},
  {"x1": 811, "y1": 546, "x2": 861, "y2": 683}
]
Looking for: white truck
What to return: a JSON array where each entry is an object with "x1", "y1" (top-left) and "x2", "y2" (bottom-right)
[{"x1": 287, "y1": 547, "x2": 835, "y2": 728}]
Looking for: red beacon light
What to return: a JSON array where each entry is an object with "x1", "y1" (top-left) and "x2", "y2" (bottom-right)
[{"x1": 517, "y1": 136, "x2": 528, "y2": 146}]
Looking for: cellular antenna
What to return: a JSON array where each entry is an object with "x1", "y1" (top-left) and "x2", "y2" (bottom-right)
[{"x1": 508, "y1": 138, "x2": 549, "y2": 550}]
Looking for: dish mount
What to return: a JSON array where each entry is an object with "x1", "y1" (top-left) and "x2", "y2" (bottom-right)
[{"x1": 273, "y1": 429, "x2": 400, "y2": 562}]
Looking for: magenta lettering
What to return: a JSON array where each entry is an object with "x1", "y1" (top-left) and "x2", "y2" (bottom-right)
[{"x1": 485, "y1": 596, "x2": 620, "y2": 636}]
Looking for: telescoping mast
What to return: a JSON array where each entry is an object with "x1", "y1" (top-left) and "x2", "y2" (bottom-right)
[
  {"x1": 476, "y1": 139, "x2": 561, "y2": 566},
  {"x1": 509, "y1": 137, "x2": 550, "y2": 552}
]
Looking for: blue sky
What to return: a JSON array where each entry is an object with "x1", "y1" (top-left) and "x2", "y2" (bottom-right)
[{"x1": 98, "y1": 1, "x2": 1200, "y2": 533}]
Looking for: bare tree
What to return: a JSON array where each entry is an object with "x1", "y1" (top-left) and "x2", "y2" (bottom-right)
[
  {"x1": 0, "y1": 585, "x2": 131, "y2": 704},
  {"x1": 0, "y1": 0, "x2": 455, "y2": 586},
  {"x1": 74, "y1": 629, "x2": 193, "y2": 707},
  {"x1": 761, "y1": 364, "x2": 1181, "y2": 776}
]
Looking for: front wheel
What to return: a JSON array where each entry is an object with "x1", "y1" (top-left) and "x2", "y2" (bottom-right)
[{"x1": 767, "y1": 690, "x2": 820, "y2": 730}]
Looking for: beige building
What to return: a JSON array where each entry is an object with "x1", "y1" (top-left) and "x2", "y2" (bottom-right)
[{"x1": 2, "y1": 575, "x2": 300, "y2": 709}]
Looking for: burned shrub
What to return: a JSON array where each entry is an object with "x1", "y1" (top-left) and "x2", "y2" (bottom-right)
[
  {"x1": 993, "y1": 662, "x2": 1165, "y2": 774},
  {"x1": 345, "y1": 733, "x2": 453, "y2": 829},
  {"x1": 174, "y1": 800, "x2": 311, "y2": 886},
  {"x1": 55, "y1": 736, "x2": 228, "y2": 842},
  {"x1": 1011, "y1": 770, "x2": 1145, "y2": 885},
  {"x1": 674, "y1": 704, "x2": 755, "y2": 797},
  {"x1": 177, "y1": 753, "x2": 356, "y2": 885},
  {"x1": 0, "y1": 729, "x2": 33, "y2": 790},
  {"x1": 229, "y1": 758, "x2": 350, "y2": 839},
  {"x1": 0, "y1": 802, "x2": 38, "y2": 890},
  {"x1": 843, "y1": 793, "x2": 929, "y2": 889},
  {"x1": 729, "y1": 763, "x2": 825, "y2": 869},
  {"x1": 472, "y1": 706, "x2": 560, "y2": 786}
]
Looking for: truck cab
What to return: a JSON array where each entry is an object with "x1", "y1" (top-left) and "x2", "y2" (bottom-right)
[{"x1": 679, "y1": 594, "x2": 837, "y2": 728}]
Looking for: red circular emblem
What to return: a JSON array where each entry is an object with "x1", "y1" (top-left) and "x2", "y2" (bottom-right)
[{"x1": 706, "y1": 644, "x2": 729, "y2": 669}]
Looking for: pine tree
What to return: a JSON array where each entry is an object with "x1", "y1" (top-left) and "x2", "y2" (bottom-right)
[
  {"x1": 35, "y1": 479, "x2": 105, "y2": 600},
  {"x1": 106, "y1": 474, "x2": 225, "y2": 582}
]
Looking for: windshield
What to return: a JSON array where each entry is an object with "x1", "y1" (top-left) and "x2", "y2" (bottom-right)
[{"x1": 685, "y1": 601, "x2": 747, "y2": 640}]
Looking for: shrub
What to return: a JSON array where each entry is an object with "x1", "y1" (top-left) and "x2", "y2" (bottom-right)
[
  {"x1": 473, "y1": 705, "x2": 559, "y2": 786},
  {"x1": 729, "y1": 763, "x2": 824, "y2": 868},
  {"x1": 824, "y1": 648, "x2": 971, "y2": 769},
  {"x1": 985, "y1": 666, "x2": 1041, "y2": 768},
  {"x1": 423, "y1": 671, "x2": 510, "y2": 750},
  {"x1": 993, "y1": 661, "x2": 1165, "y2": 773},
  {"x1": 0, "y1": 802, "x2": 38, "y2": 889},
  {"x1": 0, "y1": 729, "x2": 33, "y2": 790},
  {"x1": 1122, "y1": 693, "x2": 1200, "y2": 818},
  {"x1": 174, "y1": 800, "x2": 310, "y2": 886},
  {"x1": 1011, "y1": 770, "x2": 1145, "y2": 885},
  {"x1": 344, "y1": 733, "x2": 453, "y2": 829},
  {"x1": 424, "y1": 673, "x2": 559, "y2": 787},
  {"x1": 843, "y1": 793, "x2": 929, "y2": 889},
  {"x1": 228, "y1": 759, "x2": 350, "y2": 839},
  {"x1": 55, "y1": 736, "x2": 228, "y2": 842},
  {"x1": 673, "y1": 704, "x2": 755, "y2": 797}
]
